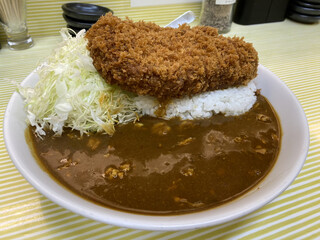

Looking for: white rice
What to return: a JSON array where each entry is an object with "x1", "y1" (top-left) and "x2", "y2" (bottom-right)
[{"x1": 134, "y1": 80, "x2": 257, "y2": 120}]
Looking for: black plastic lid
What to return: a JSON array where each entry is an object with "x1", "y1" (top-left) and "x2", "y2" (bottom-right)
[{"x1": 62, "y1": 3, "x2": 113, "y2": 22}]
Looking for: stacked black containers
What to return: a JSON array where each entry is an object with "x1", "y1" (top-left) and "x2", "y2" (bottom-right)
[
  {"x1": 287, "y1": 0, "x2": 320, "y2": 23},
  {"x1": 61, "y1": 3, "x2": 113, "y2": 33}
]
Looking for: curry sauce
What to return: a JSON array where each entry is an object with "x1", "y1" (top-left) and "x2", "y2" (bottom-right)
[{"x1": 28, "y1": 95, "x2": 280, "y2": 215}]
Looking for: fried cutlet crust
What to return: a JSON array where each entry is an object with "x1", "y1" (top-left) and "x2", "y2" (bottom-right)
[{"x1": 86, "y1": 13, "x2": 258, "y2": 99}]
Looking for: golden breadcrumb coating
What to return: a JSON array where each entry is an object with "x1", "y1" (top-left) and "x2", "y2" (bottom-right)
[{"x1": 86, "y1": 13, "x2": 258, "y2": 99}]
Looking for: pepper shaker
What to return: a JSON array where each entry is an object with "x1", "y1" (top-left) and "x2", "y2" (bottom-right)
[{"x1": 199, "y1": 0, "x2": 236, "y2": 33}]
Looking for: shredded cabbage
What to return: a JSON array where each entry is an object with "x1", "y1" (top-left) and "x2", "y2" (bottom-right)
[{"x1": 18, "y1": 28, "x2": 140, "y2": 136}]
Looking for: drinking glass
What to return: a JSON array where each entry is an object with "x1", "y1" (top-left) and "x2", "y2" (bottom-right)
[{"x1": 0, "y1": 0, "x2": 34, "y2": 50}]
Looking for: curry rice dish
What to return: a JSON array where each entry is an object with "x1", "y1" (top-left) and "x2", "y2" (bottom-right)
[{"x1": 26, "y1": 15, "x2": 280, "y2": 215}]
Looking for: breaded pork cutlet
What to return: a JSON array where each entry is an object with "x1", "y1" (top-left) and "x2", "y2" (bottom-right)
[{"x1": 86, "y1": 13, "x2": 258, "y2": 99}]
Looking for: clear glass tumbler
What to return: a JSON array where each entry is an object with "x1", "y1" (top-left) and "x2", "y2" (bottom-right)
[{"x1": 0, "y1": 0, "x2": 34, "y2": 50}]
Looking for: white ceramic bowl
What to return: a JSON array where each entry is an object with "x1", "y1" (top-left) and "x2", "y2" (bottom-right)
[{"x1": 4, "y1": 65, "x2": 309, "y2": 231}]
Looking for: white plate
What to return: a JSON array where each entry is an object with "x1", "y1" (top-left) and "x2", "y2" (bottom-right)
[{"x1": 4, "y1": 65, "x2": 309, "y2": 231}]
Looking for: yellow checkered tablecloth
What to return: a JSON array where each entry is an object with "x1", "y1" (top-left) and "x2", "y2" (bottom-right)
[{"x1": 0, "y1": 20, "x2": 319, "y2": 239}]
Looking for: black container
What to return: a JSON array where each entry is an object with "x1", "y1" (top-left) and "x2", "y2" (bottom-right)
[
  {"x1": 63, "y1": 14, "x2": 93, "y2": 29},
  {"x1": 61, "y1": 3, "x2": 113, "y2": 34},
  {"x1": 233, "y1": 0, "x2": 291, "y2": 25},
  {"x1": 62, "y1": 3, "x2": 113, "y2": 22},
  {"x1": 286, "y1": 0, "x2": 320, "y2": 23},
  {"x1": 287, "y1": 9, "x2": 320, "y2": 22}
]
